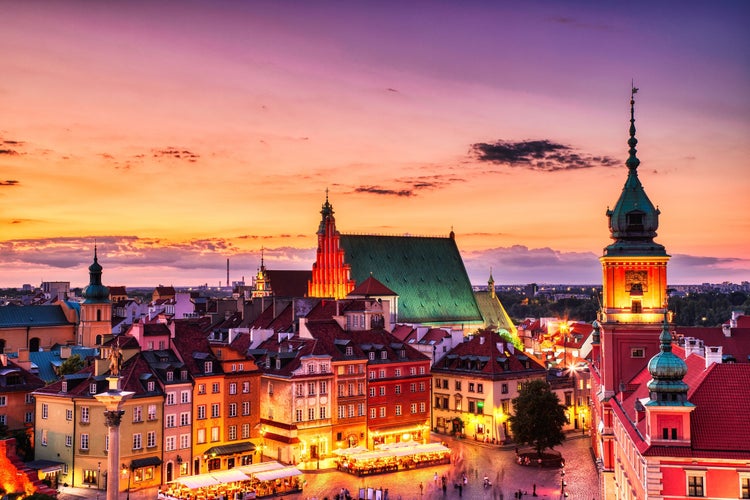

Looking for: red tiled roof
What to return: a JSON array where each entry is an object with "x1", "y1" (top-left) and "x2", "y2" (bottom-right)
[
  {"x1": 390, "y1": 324, "x2": 416, "y2": 342},
  {"x1": 675, "y1": 325, "x2": 750, "y2": 363},
  {"x1": 349, "y1": 275, "x2": 397, "y2": 297}
]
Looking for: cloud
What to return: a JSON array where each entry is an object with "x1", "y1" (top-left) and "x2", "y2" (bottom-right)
[
  {"x1": 0, "y1": 180, "x2": 19, "y2": 187},
  {"x1": 354, "y1": 186, "x2": 414, "y2": 197},
  {"x1": 152, "y1": 147, "x2": 200, "y2": 162},
  {"x1": 0, "y1": 150, "x2": 19, "y2": 155},
  {"x1": 471, "y1": 139, "x2": 619, "y2": 172}
]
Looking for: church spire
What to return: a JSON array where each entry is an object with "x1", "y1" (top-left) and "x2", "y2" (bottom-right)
[
  {"x1": 646, "y1": 315, "x2": 690, "y2": 404},
  {"x1": 82, "y1": 245, "x2": 109, "y2": 304},
  {"x1": 626, "y1": 84, "x2": 640, "y2": 172}
]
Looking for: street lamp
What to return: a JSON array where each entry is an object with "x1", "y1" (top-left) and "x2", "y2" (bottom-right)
[{"x1": 97, "y1": 462, "x2": 101, "y2": 490}]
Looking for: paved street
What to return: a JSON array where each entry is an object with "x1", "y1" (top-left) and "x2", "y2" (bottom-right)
[
  {"x1": 295, "y1": 433, "x2": 599, "y2": 500},
  {"x1": 58, "y1": 433, "x2": 599, "y2": 500}
]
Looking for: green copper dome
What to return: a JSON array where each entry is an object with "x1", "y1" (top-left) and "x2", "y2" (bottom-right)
[
  {"x1": 82, "y1": 246, "x2": 110, "y2": 304},
  {"x1": 604, "y1": 88, "x2": 667, "y2": 257},
  {"x1": 647, "y1": 317, "x2": 690, "y2": 404}
]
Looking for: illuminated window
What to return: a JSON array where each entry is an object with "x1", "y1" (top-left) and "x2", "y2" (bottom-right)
[
  {"x1": 395, "y1": 405, "x2": 402, "y2": 416},
  {"x1": 148, "y1": 404, "x2": 157, "y2": 421},
  {"x1": 211, "y1": 403, "x2": 220, "y2": 418},
  {"x1": 229, "y1": 383, "x2": 237, "y2": 395},
  {"x1": 211, "y1": 427, "x2": 219, "y2": 442},
  {"x1": 687, "y1": 473, "x2": 705, "y2": 497},
  {"x1": 133, "y1": 406, "x2": 143, "y2": 423},
  {"x1": 740, "y1": 476, "x2": 750, "y2": 499},
  {"x1": 241, "y1": 424, "x2": 250, "y2": 439}
]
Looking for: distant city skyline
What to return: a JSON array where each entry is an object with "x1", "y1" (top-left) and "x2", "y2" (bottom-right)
[{"x1": 1, "y1": 1, "x2": 748, "y2": 287}]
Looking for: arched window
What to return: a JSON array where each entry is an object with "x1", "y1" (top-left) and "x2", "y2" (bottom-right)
[
  {"x1": 29, "y1": 337, "x2": 41, "y2": 352},
  {"x1": 0, "y1": 339, "x2": 5, "y2": 354},
  {"x1": 96, "y1": 309, "x2": 101, "y2": 321},
  {"x1": 95, "y1": 335, "x2": 102, "y2": 346}
]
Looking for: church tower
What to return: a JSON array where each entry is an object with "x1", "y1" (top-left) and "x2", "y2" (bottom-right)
[
  {"x1": 598, "y1": 87, "x2": 670, "y2": 399},
  {"x1": 78, "y1": 245, "x2": 112, "y2": 346},
  {"x1": 307, "y1": 191, "x2": 356, "y2": 299},
  {"x1": 251, "y1": 248, "x2": 272, "y2": 298}
]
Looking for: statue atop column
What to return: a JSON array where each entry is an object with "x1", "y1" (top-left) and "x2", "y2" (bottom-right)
[{"x1": 109, "y1": 341, "x2": 123, "y2": 377}]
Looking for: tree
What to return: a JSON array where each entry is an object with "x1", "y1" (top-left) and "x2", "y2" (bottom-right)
[
  {"x1": 509, "y1": 379, "x2": 567, "y2": 456},
  {"x1": 58, "y1": 354, "x2": 84, "y2": 376}
]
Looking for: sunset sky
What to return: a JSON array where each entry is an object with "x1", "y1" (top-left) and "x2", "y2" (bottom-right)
[{"x1": 1, "y1": 1, "x2": 748, "y2": 288}]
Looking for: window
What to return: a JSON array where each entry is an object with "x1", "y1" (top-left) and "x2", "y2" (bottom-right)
[
  {"x1": 83, "y1": 469, "x2": 98, "y2": 485},
  {"x1": 419, "y1": 402, "x2": 426, "y2": 412},
  {"x1": 369, "y1": 371, "x2": 375, "y2": 380},
  {"x1": 409, "y1": 367, "x2": 416, "y2": 375},
  {"x1": 395, "y1": 385, "x2": 401, "y2": 395},
  {"x1": 631, "y1": 348, "x2": 645, "y2": 358},
  {"x1": 229, "y1": 383, "x2": 237, "y2": 395},
  {"x1": 379, "y1": 407, "x2": 386, "y2": 418},
  {"x1": 166, "y1": 392, "x2": 176, "y2": 405},
  {"x1": 740, "y1": 477, "x2": 750, "y2": 499},
  {"x1": 296, "y1": 409, "x2": 303, "y2": 422},
  {"x1": 229, "y1": 403, "x2": 237, "y2": 417},
  {"x1": 147, "y1": 381, "x2": 155, "y2": 392},
  {"x1": 348, "y1": 404, "x2": 355, "y2": 418},
  {"x1": 468, "y1": 401, "x2": 475, "y2": 413},
  {"x1": 65, "y1": 435, "x2": 72, "y2": 447},
  {"x1": 81, "y1": 406, "x2": 90, "y2": 423},
  {"x1": 181, "y1": 391, "x2": 190, "y2": 404},
  {"x1": 501, "y1": 383, "x2": 508, "y2": 394},
  {"x1": 197, "y1": 429, "x2": 206, "y2": 444},
  {"x1": 379, "y1": 369, "x2": 385, "y2": 378},
  {"x1": 370, "y1": 408, "x2": 376, "y2": 419},
  {"x1": 320, "y1": 380, "x2": 328, "y2": 395},
  {"x1": 394, "y1": 368, "x2": 401, "y2": 377},
  {"x1": 80, "y1": 433, "x2": 91, "y2": 450},
  {"x1": 242, "y1": 401, "x2": 250, "y2": 416},
  {"x1": 395, "y1": 405, "x2": 402, "y2": 416},
  {"x1": 358, "y1": 403, "x2": 365, "y2": 416},
  {"x1": 0, "y1": 415, "x2": 5, "y2": 426},
  {"x1": 368, "y1": 352, "x2": 375, "y2": 360},
  {"x1": 338, "y1": 405, "x2": 346, "y2": 419},
  {"x1": 631, "y1": 300, "x2": 643, "y2": 314},
  {"x1": 147, "y1": 431, "x2": 156, "y2": 448},
  {"x1": 197, "y1": 405, "x2": 206, "y2": 420},
  {"x1": 133, "y1": 406, "x2": 143, "y2": 423},
  {"x1": 419, "y1": 366, "x2": 425, "y2": 375},
  {"x1": 241, "y1": 424, "x2": 250, "y2": 439},
  {"x1": 24, "y1": 411, "x2": 32, "y2": 423},
  {"x1": 180, "y1": 412, "x2": 190, "y2": 426},
  {"x1": 345, "y1": 346, "x2": 353, "y2": 356},
  {"x1": 242, "y1": 382, "x2": 250, "y2": 393},
  {"x1": 410, "y1": 403, "x2": 417, "y2": 414},
  {"x1": 410, "y1": 383, "x2": 416, "y2": 393},
  {"x1": 228, "y1": 425, "x2": 237, "y2": 441},
  {"x1": 181, "y1": 370, "x2": 188, "y2": 380},
  {"x1": 0, "y1": 396, "x2": 5, "y2": 406},
  {"x1": 308, "y1": 407, "x2": 315, "y2": 420},
  {"x1": 166, "y1": 436, "x2": 176, "y2": 451},
  {"x1": 166, "y1": 371, "x2": 174, "y2": 381},
  {"x1": 268, "y1": 382, "x2": 273, "y2": 395},
  {"x1": 379, "y1": 387, "x2": 385, "y2": 396},
  {"x1": 41, "y1": 429, "x2": 47, "y2": 446},
  {"x1": 148, "y1": 404, "x2": 157, "y2": 421},
  {"x1": 198, "y1": 384, "x2": 206, "y2": 394},
  {"x1": 296, "y1": 383, "x2": 304, "y2": 397},
  {"x1": 469, "y1": 383, "x2": 475, "y2": 392},
  {"x1": 204, "y1": 361, "x2": 213, "y2": 373},
  {"x1": 211, "y1": 403, "x2": 220, "y2": 418},
  {"x1": 687, "y1": 473, "x2": 705, "y2": 497},
  {"x1": 211, "y1": 427, "x2": 219, "y2": 442},
  {"x1": 308, "y1": 382, "x2": 316, "y2": 396},
  {"x1": 25, "y1": 393, "x2": 33, "y2": 404},
  {"x1": 308, "y1": 364, "x2": 316, "y2": 374},
  {"x1": 419, "y1": 382, "x2": 425, "y2": 392},
  {"x1": 90, "y1": 383, "x2": 97, "y2": 394},
  {"x1": 132, "y1": 433, "x2": 142, "y2": 450},
  {"x1": 455, "y1": 381, "x2": 462, "y2": 391},
  {"x1": 66, "y1": 408, "x2": 73, "y2": 421},
  {"x1": 166, "y1": 414, "x2": 176, "y2": 428},
  {"x1": 180, "y1": 434, "x2": 190, "y2": 449},
  {"x1": 369, "y1": 387, "x2": 375, "y2": 397},
  {"x1": 380, "y1": 351, "x2": 387, "y2": 360},
  {"x1": 320, "y1": 406, "x2": 327, "y2": 419},
  {"x1": 212, "y1": 382, "x2": 220, "y2": 394}
]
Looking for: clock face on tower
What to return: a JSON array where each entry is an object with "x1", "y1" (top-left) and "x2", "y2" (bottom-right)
[{"x1": 625, "y1": 270, "x2": 648, "y2": 294}]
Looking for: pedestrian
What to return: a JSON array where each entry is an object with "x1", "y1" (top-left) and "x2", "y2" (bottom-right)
[
  {"x1": 458, "y1": 484, "x2": 463, "y2": 497},
  {"x1": 442, "y1": 484, "x2": 447, "y2": 495},
  {"x1": 434, "y1": 472, "x2": 438, "y2": 484},
  {"x1": 533, "y1": 484, "x2": 537, "y2": 497},
  {"x1": 419, "y1": 483, "x2": 423, "y2": 496}
]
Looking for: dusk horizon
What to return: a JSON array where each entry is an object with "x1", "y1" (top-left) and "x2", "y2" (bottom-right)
[{"x1": 2, "y1": 1, "x2": 748, "y2": 288}]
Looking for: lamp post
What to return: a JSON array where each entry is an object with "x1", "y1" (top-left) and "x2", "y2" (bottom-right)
[
  {"x1": 259, "y1": 427, "x2": 266, "y2": 463},
  {"x1": 97, "y1": 462, "x2": 101, "y2": 490}
]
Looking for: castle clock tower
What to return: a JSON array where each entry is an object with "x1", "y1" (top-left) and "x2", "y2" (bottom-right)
[
  {"x1": 78, "y1": 246, "x2": 112, "y2": 346},
  {"x1": 598, "y1": 87, "x2": 670, "y2": 399}
]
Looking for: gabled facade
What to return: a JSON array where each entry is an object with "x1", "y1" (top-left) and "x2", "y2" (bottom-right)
[
  {"x1": 431, "y1": 330, "x2": 547, "y2": 443},
  {"x1": 0, "y1": 354, "x2": 44, "y2": 431}
]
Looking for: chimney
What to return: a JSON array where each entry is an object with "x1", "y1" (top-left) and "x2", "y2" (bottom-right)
[
  {"x1": 705, "y1": 345, "x2": 722, "y2": 368},
  {"x1": 0, "y1": 354, "x2": 6, "y2": 367},
  {"x1": 722, "y1": 324, "x2": 732, "y2": 337},
  {"x1": 17, "y1": 348, "x2": 30, "y2": 363},
  {"x1": 60, "y1": 345, "x2": 72, "y2": 359}
]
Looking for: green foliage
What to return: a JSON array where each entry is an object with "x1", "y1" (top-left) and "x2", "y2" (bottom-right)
[
  {"x1": 498, "y1": 329, "x2": 523, "y2": 351},
  {"x1": 668, "y1": 292, "x2": 749, "y2": 326},
  {"x1": 12, "y1": 429, "x2": 33, "y2": 461},
  {"x1": 58, "y1": 354, "x2": 84, "y2": 376},
  {"x1": 498, "y1": 292, "x2": 599, "y2": 323},
  {"x1": 509, "y1": 379, "x2": 567, "y2": 456}
]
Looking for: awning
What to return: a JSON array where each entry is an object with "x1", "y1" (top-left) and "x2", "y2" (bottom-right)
[
  {"x1": 204, "y1": 442, "x2": 256, "y2": 456},
  {"x1": 253, "y1": 466, "x2": 302, "y2": 482},
  {"x1": 131, "y1": 456, "x2": 162, "y2": 469},
  {"x1": 25, "y1": 460, "x2": 64, "y2": 473},
  {"x1": 236, "y1": 461, "x2": 285, "y2": 475},
  {"x1": 173, "y1": 474, "x2": 220, "y2": 489},
  {"x1": 211, "y1": 469, "x2": 251, "y2": 483}
]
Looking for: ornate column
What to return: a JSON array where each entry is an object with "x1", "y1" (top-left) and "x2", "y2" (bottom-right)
[{"x1": 95, "y1": 376, "x2": 134, "y2": 500}]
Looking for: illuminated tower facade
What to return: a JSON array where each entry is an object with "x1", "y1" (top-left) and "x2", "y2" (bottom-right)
[
  {"x1": 307, "y1": 191, "x2": 355, "y2": 299},
  {"x1": 592, "y1": 88, "x2": 671, "y2": 479},
  {"x1": 251, "y1": 249, "x2": 271, "y2": 298},
  {"x1": 78, "y1": 246, "x2": 112, "y2": 346}
]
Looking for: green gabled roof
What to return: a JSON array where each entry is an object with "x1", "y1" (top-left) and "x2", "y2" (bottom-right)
[
  {"x1": 339, "y1": 234, "x2": 482, "y2": 325},
  {"x1": 473, "y1": 291, "x2": 518, "y2": 335},
  {"x1": 0, "y1": 305, "x2": 73, "y2": 328}
]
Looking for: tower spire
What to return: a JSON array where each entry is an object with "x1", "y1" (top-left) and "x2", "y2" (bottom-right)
[{"x1": 627, "y1": 83, "x2": 640, "y2": 172}]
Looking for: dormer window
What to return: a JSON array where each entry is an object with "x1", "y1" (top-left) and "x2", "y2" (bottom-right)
[
  {"x1": 62, "y1": 381, "x2": 68, "y2": 393},
  {"x1": 89, "y1": 383, "x2": 97, "y2": 394},
  {"x1": 380, "y1": 351, "x2": 388, "y2": 360},
  {"x1": 399, "y1": 349, "x2": 406, "y2": 358},
  {"x1": 181, "y1": 370, "x2": 188, "y2": 380},
  {"x1": 204, "y1": 361, "x2": 213, "y2": 373},
  {"x1": 148, "y1": 381, "x2": 155, "y2": 391},
  {"x1": 345, "y1": 346, "x2": 353, "y2": 356},
  {"x1": 368, "y1": 352, "x2": 375, "y2": 360},
  {"x1": 166, "y1": 371, "x2": 174, "y2": 381},
  {"x1": 275, "y1": 359, "x2": 281, "y2": 370},
  {"x1": 308, "y1": 364, "x2": 315, "y2": 374}
]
